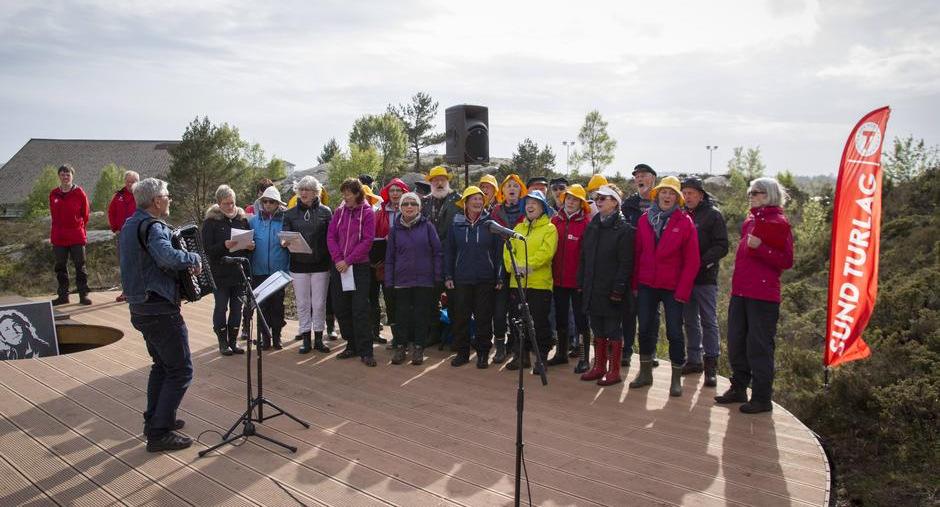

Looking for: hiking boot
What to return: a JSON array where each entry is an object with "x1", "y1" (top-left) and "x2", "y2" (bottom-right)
[
  {"x1": 714, "y1": 386, "x2": 749, "y2": 404},
  {"x1": 391, "y1": 345, "x2": 407, "y2": 365},
  {"x1": 703, "y1": 356, "x2": 718, "y2": 387},
  {"x1": 146, "y1": 431, "x2": 193, "y2": 453}
]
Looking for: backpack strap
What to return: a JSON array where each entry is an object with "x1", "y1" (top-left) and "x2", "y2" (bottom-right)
[{"x1": 137, "y1": 217, "x2": 167, "y2": 251}]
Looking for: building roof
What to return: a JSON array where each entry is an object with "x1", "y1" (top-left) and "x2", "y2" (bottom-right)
[{"x1": 0, "y1": 138, "x2": 179, "y2": 205}]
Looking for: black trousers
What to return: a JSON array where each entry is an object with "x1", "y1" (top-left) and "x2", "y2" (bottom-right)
[
  {"x1": 53, "y1": 245, "x2": 89, "y2": 296},
  {"x1": 370, "y1": 277, "x2": 397, "y2": 342},
  {"x1": 251, "y1": 275, "x2": 285, "y2": 338},
  {"x1": 394, "y1": 286, "x2": 434, "y2": 347},
  {"x1": 331, "y1": 264, "x2": 373, "y2": 358},
  {"x1": 622, "y1": 289, "x2": 652, "y2": 357},
  {"x1": 451, "y1": 283, "x2": 496, "y2": 355},
  {"x1": 553, "y1": 286, "x2": 589, "y2": 335},
  {"x1": 131, "y1": 311, "x2": 193, "y2": 438},
  {"x1": 509, "y1": 288, "x2": 553, "y2": 357},
  {"x1": 727, "y1": 295, "x2": 780, "y2": 402}
]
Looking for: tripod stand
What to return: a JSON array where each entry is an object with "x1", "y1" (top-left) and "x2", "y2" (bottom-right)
[
  {"x1": 199, "y1": 267, "x2": 309, "y2": 457},
  {"x1": 504, "y1": 238, "x2": 548, "y2": 507}
]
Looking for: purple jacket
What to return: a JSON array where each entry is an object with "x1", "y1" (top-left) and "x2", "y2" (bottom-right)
[
  {"x1": 327, "y1": 202, "x2": 375, "y2": 265},
  {"x1": 384, "y1": 215, "x2": 443, "y2": 288}
]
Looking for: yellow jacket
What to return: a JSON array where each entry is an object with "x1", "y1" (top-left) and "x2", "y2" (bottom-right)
[{"x1": 503, "y1": 214, "x2": 557, "y2": 290}]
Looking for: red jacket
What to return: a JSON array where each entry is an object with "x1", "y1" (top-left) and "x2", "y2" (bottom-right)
[
  {"x1": 731, "y1": 206, "x2": 793, "y2": 303},
  {"x1": 633, "y1": 209, "x2": 700, "y2": 302},
  {"x1": 49, "y1": 186, "x2": 90, "y2": 247},
  {"x1": 551, "y1": 209, "x2": 589, "y2": 288},
  {"x1": 107, "y1": 187, "x2": 136, "y2": 232}
]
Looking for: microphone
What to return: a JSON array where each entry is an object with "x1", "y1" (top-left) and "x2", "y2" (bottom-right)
[
  {"x1": 488, "y1": 221, "x2": 525, "y2": 241},
  {"x1": 221, "y1": 256, "x2": 249, "y2": 265}
]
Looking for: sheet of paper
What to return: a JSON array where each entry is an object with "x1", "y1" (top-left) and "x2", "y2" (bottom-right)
[
  {"x1": 277, "y1": 231, "x2": 312, "y2": 254},
  {"x1": 228, "y1": 228, "x2": 254, "y2": 252},
  {"x1": 340, "y1": 267, "x2": 356, "y2": 292}
]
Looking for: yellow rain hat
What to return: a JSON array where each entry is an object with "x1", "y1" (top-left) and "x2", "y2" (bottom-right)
[
  {"x1": 649, "y1": 176, "x2": 685, "y2": 207},
  {"x1": 585, "y1": 174, "x2": 609, "y2": 193},
  {"x1": 558, "y1": 184, "x2": 591, "y2": 215},
  {"x1": 455, "y1": 185, "x2": 485, "y2": 209},
  {"x1": 425, "y1": 165, "x2": 452, "y2": 182}
]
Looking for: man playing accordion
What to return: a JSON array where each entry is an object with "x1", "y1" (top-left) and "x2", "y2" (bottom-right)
[{"x1": 119, "y1": 177, "x2": 201, "y2": 453}]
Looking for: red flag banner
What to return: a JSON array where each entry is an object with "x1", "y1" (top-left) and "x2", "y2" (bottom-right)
[{"x1": 825, "y1": 106, "x2": 890, "y2": 367}]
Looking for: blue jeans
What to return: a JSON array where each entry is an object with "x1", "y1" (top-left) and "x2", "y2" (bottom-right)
[
  {"x1": 131, "y1": 311, "x2": 193, "y2": 438},
  {"x1": 682, "y1": 284, "x2": 720, "y2": 364},
  {"x1": 212, "y1": 285, "x2": 244, "y2": 331},
  {"x1": 637, "y1": 285, "x2": 686, "y2": 366}
]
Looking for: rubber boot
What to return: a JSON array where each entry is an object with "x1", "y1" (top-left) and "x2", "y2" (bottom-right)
[
  {"x1": 669, "y1": 364, "x2": 683, "y2": 397},
  {"x1": 492, "y1": 337, "x2": 507, "y2": 363},
  {"x1": 313, "y1": 331, "x2": 331, "y2": 353},
  {"x1": 580, "y1": 337, "x2": 608, "y2": 381},
  {"x1": 704, "y1": 356, "x2": 718, "y2": 387},
  {"x1": 298, "y1": 331, "x2": 312, "y2": 354},
  {"x1": 628, "y1": 354, "x2": 654, "y2": 388},
  {"x1": 215, "y1": 327, "x2": 232, "y2": 356},
  {"x1": 598, "y1": 339, "x2": 623, "y2": 386},
  {"x1": 546, "y1": 330, "x2": 569, "y2": 366},
  {"x1": 227, "y1": 327, "x2": 244, "y2": 354},
  {"x1": 574, "y1": 334, "x2": 591, "y2": 374}
]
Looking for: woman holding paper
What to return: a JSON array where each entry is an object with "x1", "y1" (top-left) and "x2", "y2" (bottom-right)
[
  {"x1": 282, "y1": 176, "x2": 333, "y2": 355},
  {"x1": 715, "y1": 177, "x2": 793, "y2": 414},
  {"x1": 327, "y1": 178, "x2": 377, "y2": 367},
  {"x1": 249, "y1": 186, "x2": 290, "y2": 350},
  {"x1": 202, "y1": 185, "x2": 253, "y2": 356}
]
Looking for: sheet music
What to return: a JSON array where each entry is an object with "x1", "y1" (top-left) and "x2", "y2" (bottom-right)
[
  {"x1": 252, "y1": 271, "x2": 293, "y2": 304},
  {"x1": 278, "y1": 231, "x2": 312, "y2": 254},
  {"x1": 229, "y1": 228, "x2": 253, "y2": 252},
  {"x1": 340, "y1": 268, "x2": 356, "y2": 291}
]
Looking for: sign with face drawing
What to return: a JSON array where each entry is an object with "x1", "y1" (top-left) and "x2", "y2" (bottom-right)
[{"x1": 0, "y1": 301, "x2": 59, "y2": 360}]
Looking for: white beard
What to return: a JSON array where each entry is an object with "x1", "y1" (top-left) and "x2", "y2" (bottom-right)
[{"x1": 431, "y1": 183, "x2": 451, "y2": 199}]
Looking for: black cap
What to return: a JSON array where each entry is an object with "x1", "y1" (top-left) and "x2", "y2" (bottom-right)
[
  {"x1": 358, "y1": 174, "x2": 374, "y2": 186},
  {"x1": 681, "y1": 177, "x2": 711, "y2": 200},
  {"x1": 414, "y1": 181, "x2": 431, "y2": 193},
  {"x1": 549, "y1": 177, "x2": 569, "y2": 186},
  {"x1": 632, "y1": 164, "x2": 656, "y2": 177},
  {"x1": 526, "y1": 176, "x2": 548, "y2": 186}
]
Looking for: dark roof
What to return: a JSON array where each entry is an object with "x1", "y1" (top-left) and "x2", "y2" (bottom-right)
[{"x1": 0, "y1": 138, "x2": 179, "y2": 205}]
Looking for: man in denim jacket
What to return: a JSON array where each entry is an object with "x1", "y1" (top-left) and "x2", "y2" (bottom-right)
[{"x1": 119, "y1": 178, "x2": 201, "y2": 453}]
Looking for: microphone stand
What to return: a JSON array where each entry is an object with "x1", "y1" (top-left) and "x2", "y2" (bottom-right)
[
  {"x1": 199, "y1": 263, "x2": 310, "y2": 457},
  {"x1": 503, "y1": 237, "x2": 547, "y2": 507}
]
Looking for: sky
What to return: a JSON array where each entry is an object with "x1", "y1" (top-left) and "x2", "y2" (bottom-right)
[{"x1": 1, "y1": 0, "x2": 937, "y2": 177}]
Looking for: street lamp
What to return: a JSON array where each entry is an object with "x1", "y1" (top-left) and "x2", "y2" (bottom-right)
[
  {"x1": 562, "y1": 141, "x2": 575, "y2": 173},
  {"x1": 705, "y1": 145, "x2": 718, "y2": 175}
]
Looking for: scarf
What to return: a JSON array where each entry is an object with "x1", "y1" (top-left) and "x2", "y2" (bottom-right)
[
  {"x1": 647, "y1": 202, "x2": 677, "y2": 239},
  {"x1": 222, "y1": 208, "x2": 238, "y2": 219},
  {"x1": 399, "y1": 213, "x2": 420, "y2": 228}
]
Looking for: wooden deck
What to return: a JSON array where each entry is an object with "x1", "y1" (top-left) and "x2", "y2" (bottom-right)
[{"x1": 0, "y1": 291, "x2": 830, "y2": 506}]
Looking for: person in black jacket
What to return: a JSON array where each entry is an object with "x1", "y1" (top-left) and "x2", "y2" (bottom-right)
[
  {"x1": 620, "y1": 163, "x2": 659, "y2": 368},
  {"x1": 202, "y1": 185, "x2": 253, "y2": 356},
  {"x1": 680, "y1": 177, "x2": 729, "y2": 386},
  {"x1": 282, "y1": 176, "x2": 333, "y2": 354},
  {"x1": 578, "y1": 184, "x2": 634, "y2": 386}
]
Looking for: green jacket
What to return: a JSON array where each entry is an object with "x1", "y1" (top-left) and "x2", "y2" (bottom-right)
[{"x1": 503, "y1": 214, "x2": 557, "y2": 290}]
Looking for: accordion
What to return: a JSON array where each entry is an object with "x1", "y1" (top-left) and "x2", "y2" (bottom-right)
[{"x1": 172, "y1": 224, "x2": 216, "y2": 303}]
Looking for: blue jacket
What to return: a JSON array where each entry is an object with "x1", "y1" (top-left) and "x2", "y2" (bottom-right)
[
  {"x1": 119, "y1": 209, "x2": 200, "y2": 311},
  {"x1": 249, "y1": 209, "x2": 290, "y2": 276},
  {"x1": 444, "y1": 212, "x2": 503, "y2": 285},
  {"x1": 384, "y1": 215, "x2": 442, "y2": 288}
]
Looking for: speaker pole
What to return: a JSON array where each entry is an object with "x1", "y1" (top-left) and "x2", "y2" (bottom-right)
[{"x1": 464, "y1": 162, "x2": 469, "y2": 188}]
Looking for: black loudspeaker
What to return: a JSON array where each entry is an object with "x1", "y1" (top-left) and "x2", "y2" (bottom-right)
[{"x1": 445, "y1": 105, "x2": 489, "y2": 164}]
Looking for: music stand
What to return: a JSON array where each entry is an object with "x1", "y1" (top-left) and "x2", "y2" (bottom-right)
[{"x1": 199, "y1": 269, "x2": 309, "y2": 457}]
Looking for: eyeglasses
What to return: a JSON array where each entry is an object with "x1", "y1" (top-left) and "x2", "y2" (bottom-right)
[
  {"x1": 748, "y1": 190, "x2": 767, "y2": 197},
  {"x1": 261, "y1": 199, "x2": 277, "y2": 204},
  {"x1": 157, "y1": 194, "x2": 172, "y2": 201},
  {"x1": 400, "y1": 202, "x2": 419, "y2": 207}
]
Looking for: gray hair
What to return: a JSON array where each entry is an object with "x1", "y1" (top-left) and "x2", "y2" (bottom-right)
[
  {"x1": 133, "y1": 178, "x2": 168, "y2": 208},
  {"x1": 749, "y1": 177, "x2": 789, "y2": 207},
  {"x1": 294, "y1": 175, "x2": 322, "y2": 195},
  {"x1": 400, "y1": 192, "x2": 421, "y2": 210},
  {"x1": 123, "y1": 170, "x2": 140, "y2": 181},
  {"x1": 215, "y1": 184, "x2": 236, "y2": 203}
]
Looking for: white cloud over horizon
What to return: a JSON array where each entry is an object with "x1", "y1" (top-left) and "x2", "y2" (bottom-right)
[{"x1": 1, "y1": 0, "x2": 937, "y2": 177}]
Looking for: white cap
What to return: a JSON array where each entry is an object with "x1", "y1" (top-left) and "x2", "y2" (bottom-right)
[
  {"x1": 593, "y1": 184, "x2": 622, "y2": 205},
  {"x1": 260, "y1": 185, "x2": 286, "y2": 206}
]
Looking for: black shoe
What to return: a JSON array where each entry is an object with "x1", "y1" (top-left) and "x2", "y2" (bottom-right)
[
  {"x1": 715, "y1": 387, "x2": 749, "y2": 404},
  {"x1": 78, "y1": 294, "x2": 92, "y2": 305},
  {"x1": 361, "y1": 355, "x2": 377, "y2": 367},
  {"x1": 411, "y1": 346, "x2": 424, "y2": 365},
  {"x1": 451, "y1": 352, "x2": 470, "y2": 367},
  {"x1": 391, "y1": 345, "x2": 407, "y2": 365},
  {"x1": 146, "y1": 431, "x2": 193, "y2": 452},
  {"x1": 144, "y1": 419, "x2": 185, "y2": 435},
  {"x1": 652, "y1": 357, "x2": 660, "y2": 368},
  {"x1": 337, "y1": 348, "x2": 357, "y2": 359},
  {"x1": 505, "y1": 353, "x2": 531, "y2": 371},
  {"x1": 740, "y1": 400, "x2": 773, "y2": 414},
  {"x1": 298, "y1": 332, "x2": 312, "y2": 354},
  {"x1": 492, "y1": 339, "x2": 507, "y2": 363},
  {"x1": 52, "y1": 295, "x2": 69, "y2": 306},
  {"x1": 313, "y1": 332, "x2": 331, "y2": 353},
  {"x1": 476, "y1": 353, "x2": 489, "y2": 369},
  {"x1": 227, "y1": 328, "x2": 244, "y2": 354}
]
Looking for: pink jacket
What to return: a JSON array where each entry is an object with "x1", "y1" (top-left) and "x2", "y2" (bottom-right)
[
  {"x1": 731, "y1": 206, "x2": 793, "y2": 303},
  {"x1": 633, "y1": 210, "x2": 700, "y2": 302},
  {"x1": 327, "y1": 202, "x2": 375, "y2": 265}
]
